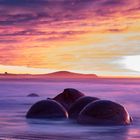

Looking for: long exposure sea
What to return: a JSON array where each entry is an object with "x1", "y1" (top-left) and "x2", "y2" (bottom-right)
[{"x1": 0, "y1": 78, "x2": 140, "y2": 140}]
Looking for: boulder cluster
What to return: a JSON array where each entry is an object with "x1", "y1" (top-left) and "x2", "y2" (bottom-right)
[{"x1": 26, "y1": 88, "x2": 132, "y2": 126}]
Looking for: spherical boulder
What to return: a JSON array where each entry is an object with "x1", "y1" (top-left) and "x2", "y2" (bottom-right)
[
  {"x1": 69, "y1": 96, "x2": 99, "y2": 119},
  {"x1": 78, "y1": 100, "x2": 132, "y2": 125},
  {"x1": 53, "y1": 88, "x2": 85, "y2": 110},
  {"x1": 26, "y1": 99, "x2": 68, "y2": 119}
]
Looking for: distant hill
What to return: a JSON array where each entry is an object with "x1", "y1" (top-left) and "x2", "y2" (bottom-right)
[
  {"x1": 43, "y1": 71, "x2": 98, "y2": 78},
  {"x1": 0, "y1": 71, "x2": 98, "y2": 80}
]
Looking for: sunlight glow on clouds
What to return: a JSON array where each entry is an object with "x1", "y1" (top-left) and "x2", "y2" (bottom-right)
[{"x1": 0, "y1": 0, "x2": 140, "y2": 76}]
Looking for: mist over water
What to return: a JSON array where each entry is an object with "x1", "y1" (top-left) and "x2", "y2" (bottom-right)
[{"x1": 0, "y1": 79, "x2": 140, "y2": 140}]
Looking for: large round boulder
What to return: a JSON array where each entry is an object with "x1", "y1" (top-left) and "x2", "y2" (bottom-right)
[
  {"x1": 26, "y1": 99, "x2": 68, "y2": 119},
  {"x1": 53, "y1": 88, "x2": 85, "y2": 110},
  {"x1": 69, "y1": 96, "x2": 99, "y2": 119},
  {"x1": 78, "y1": 100, "x2": 132, "y2": 125}
]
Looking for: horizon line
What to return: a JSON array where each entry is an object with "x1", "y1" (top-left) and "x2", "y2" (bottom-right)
[{"x1": 0, "y1": 71, "x2": 140, "y2": 79}]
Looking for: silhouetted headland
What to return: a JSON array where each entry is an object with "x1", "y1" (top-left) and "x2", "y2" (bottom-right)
[{"x1": 0, "y1": 71, "x2": 98, "y2": 81}]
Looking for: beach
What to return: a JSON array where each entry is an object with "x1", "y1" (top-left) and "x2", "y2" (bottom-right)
[{"x1": 0, "y1": 78, "x2": 140, "y2": 140}]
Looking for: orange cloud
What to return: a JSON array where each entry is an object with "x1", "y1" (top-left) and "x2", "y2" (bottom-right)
[{"x1": 0, "y1": 0, "x2": 140, "y2": 76}]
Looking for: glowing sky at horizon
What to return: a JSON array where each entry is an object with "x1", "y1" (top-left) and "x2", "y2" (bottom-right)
[
  {"x1": 0, "y1": 0, "x2": 140, "y2": 76},
  {"x1": 120, "y1": 55, "x2": 140, "y2": 73}
]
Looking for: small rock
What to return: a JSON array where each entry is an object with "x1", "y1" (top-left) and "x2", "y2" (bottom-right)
[{"x1": 27, "y1": 93, "x2": 39, "y2": 97}]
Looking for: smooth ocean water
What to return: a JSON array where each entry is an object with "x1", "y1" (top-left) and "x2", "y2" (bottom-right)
[{"x1": 0, "y1": 78, "x2": 140, "y2": 140}]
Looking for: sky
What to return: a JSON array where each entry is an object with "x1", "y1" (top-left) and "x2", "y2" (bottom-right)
[{"x1": 0, "y1": 0, "x2": 140, "y2": 77}]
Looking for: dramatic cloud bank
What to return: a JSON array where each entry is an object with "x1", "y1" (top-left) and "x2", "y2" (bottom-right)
[{"x1": 0, "y1": 0, "x2": 140, "y2": 76}]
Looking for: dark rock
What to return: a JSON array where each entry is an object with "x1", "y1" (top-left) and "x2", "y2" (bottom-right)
[
  {"x1": 27, "y1": 93, "x2": 39, "y2": 97},
  {"x1": 69, "y1": 96, "x2": 99, "y2": 119},
  {"x1": 78, "y1": 100, "x2": 132, "y2": 125},
  {"x1": 53, "y1": 88, "x2": 85, "y2": 110},
  {"x1": 26, "y1": 99, "x2": 68, "y2": 119}
]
